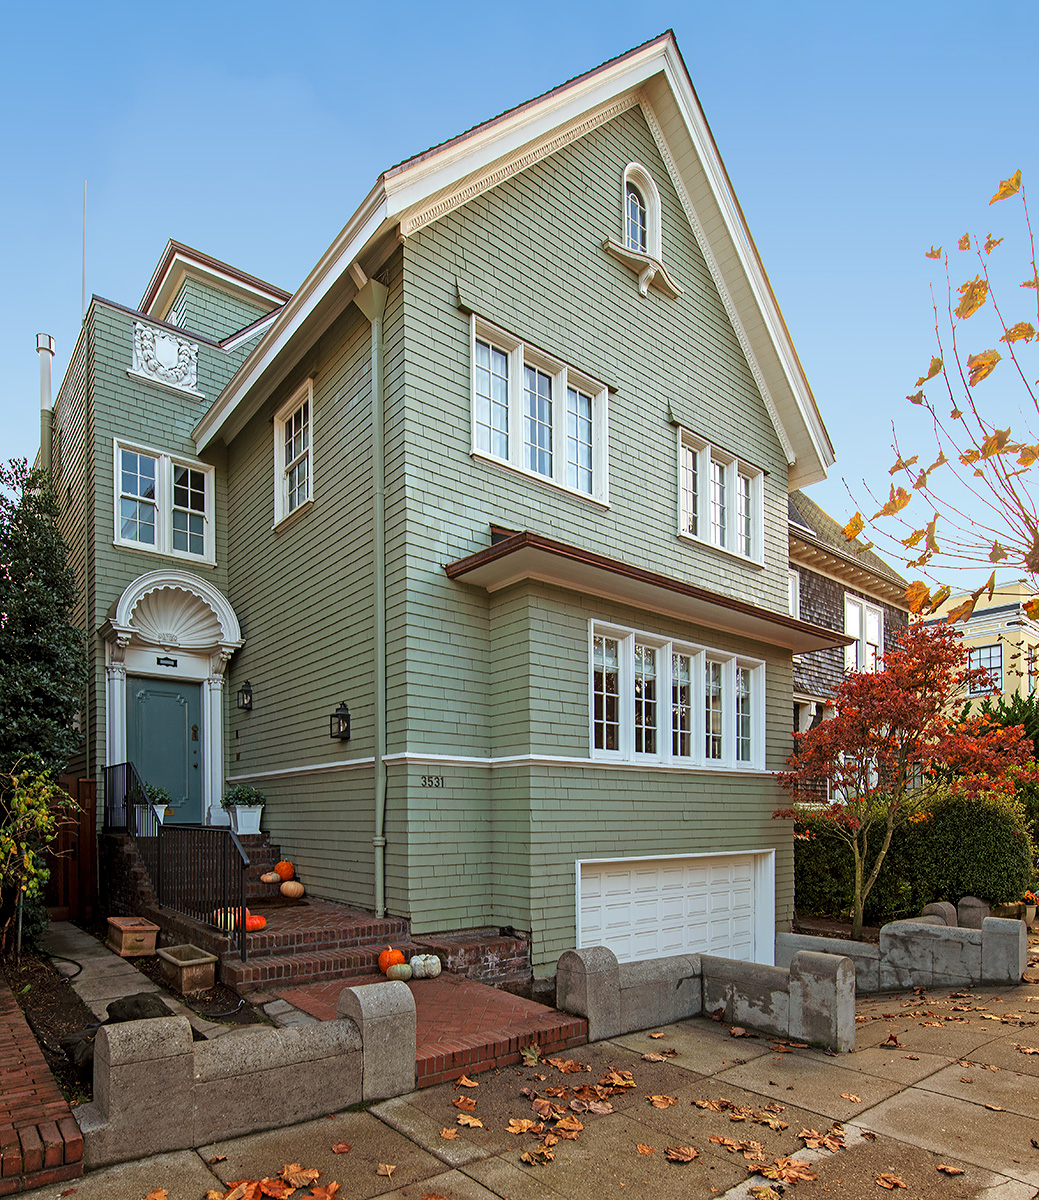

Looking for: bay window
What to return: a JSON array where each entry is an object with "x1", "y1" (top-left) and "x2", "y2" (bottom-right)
[{"x1": 679, "y1": 430, "x2": 762, "y2": 562}]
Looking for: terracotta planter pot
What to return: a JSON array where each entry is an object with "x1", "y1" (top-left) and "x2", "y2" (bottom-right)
[{"x1": 106, "y1": 916, "x2": 160, "y2": 957}]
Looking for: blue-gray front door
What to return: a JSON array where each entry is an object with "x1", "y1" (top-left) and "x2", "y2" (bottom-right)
[{"x1": 127, "y1": 677, "x2": 203, "y2": 824}]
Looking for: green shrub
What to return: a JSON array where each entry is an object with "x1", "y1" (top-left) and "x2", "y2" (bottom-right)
[{"x1": 924, "y1": 788, "x2": 1035, "y2": 903}]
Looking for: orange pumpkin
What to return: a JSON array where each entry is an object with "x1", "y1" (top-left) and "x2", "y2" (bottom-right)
[
  {"x1": 280, "y1": 880, "x2": 304, "y2": 899},
  {"x1": 274, "y1": 860, "x2": 295, "y2": 881},
  {"x1": 378, "y1": 945, "x2": 405, "y2": 974},
  {"x1": 259, "y1": 871, "x2": 281, "y2": 885},
  {"x1": 245, "y1": 913, "x2": 267, "y2": 932}
]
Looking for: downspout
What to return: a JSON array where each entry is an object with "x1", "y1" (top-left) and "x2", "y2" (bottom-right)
[
  {"x1": 37, "y1": 334, "x2": 55, "y2": 473},
  {"x1": 353, "y1": 273, "x2": 389, "y2": 917}
]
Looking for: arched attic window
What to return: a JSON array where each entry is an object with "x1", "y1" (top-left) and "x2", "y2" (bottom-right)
[
  {"x1": 622, "y1": 164, "x2": 661, "y2": 261},
  {"x1": 603, "y1": 164, "x2": 680, "y2": 299}
]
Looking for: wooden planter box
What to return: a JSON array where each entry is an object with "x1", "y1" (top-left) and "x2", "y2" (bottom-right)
[
  {"x1": 157, "y1": 944, "x2": 218, "y2": 996},
  {"x1": 106, "y1": 916, "x2": 160, "y2": 957}
]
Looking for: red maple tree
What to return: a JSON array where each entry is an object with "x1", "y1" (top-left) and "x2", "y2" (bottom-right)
[{"x1": 776, "y1": 622, "x2": 1031, "y2": 938}]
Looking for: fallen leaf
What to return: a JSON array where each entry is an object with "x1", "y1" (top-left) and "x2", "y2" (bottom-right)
[
  {"x1": 456, "y1": 1074, "x2": 479, "y2": 1087},
  {"x1": 937, "y1": 1164, "x2": 965, "y2": 1175},
  {"x1": 757, "y1": 1157, "x2": 818, "y2": 1184},
  {"x1": 457, "y1": 1113, "x2": 484, "y2": 1127},
  {"x1": 519, "y1": 1146, "x2": 554, "y2": 1166},
  {"x1": 588, "y1": 1099, "x2": 614, "y2": 1115},
  {"x1": 636, "y1": 1144, "x2": 655, "y2": 1155},
  {"x1": 649, "y1": 1031, "x2": 665, "y2": 1039},
  {"x1": 961, "y1": 1077, "x2": 973, "y2": 1084},
  {"x1": 258, "y1": 1181, "x2": 294, "y2": 1199},
  {"x1": 520, "y1": 1045, "x2": 540, "y2": 1066},
  {"x1": 883, "y1": 1032, "x2": 901, "y2": 1047},
  {"x1": 208, "y1": 1156, "x2": 228, "y2": 1164},
  {"x1": 876, "y1": 1173, "x2": 907, "y2": 1189},
  {"x1": 600, "y1": 1069, "x2": 636, "y2": 1089},
  {"x1": 307, "y1": 1186, "x2": 340, "y2": 1200},
  {"x1": 647, "y1": 1094, "x2": 679, "y2": 1109},
  {"x1": 439, "y1": 1128, "x2": 459, "y2": 1139},
  {"x1": 376, "y1": 1164, "x2": 395, "y2": 1179},
  {"x1": 1015, "y1": 1044, "x2": 1039, "y2": 1054},
  {"x1": 547, "y1": 1057, "x2": 589, "y2": 1073},
  {"x1": 555, "y1": 1115, "x2": 585, "y2": 1134},
  {"x1": 749, "y1": 1188, "x2": 783, "y2": 1200},
  {"x1": 840, "y1": 1093, "x2": 861, "y2": 1102},
  {"x1": 904, "y1": 1055, "x2": 919, "y2": 1061},
  {"x1": 507, "y1": 1118, "x2": 540, "y2": 1134},
  {"x1": 331, "y1": 1143, "x2": 351, "y2": 1154},
  {"x1": 452, "y1": 1095, "x2": 477, "y2": 1111},
  {"x1": 664, "y1": 1145, "x2": 699, "y2": 1163},
  {"x1": 984, "y1": 1104, "x2": 1004, "y2": 1111},
  {"x1": 642, "y1": 1052, "x2": 673, "y2": 1062},
  {"x1": 280, "y1": 1165, "x2": 321, "y2": 1189},
  {"x1": 862, "y1": 1130, "x2": 877, "y2": 1141},
  {"x1": 799, "y1": 1126, "x2": 845, "y2": 1152},
  {"x1": 421, "y1": 1195, "x2": 456, "y2": 1200},
  {"x1": 143, "y1": 1192, "x2": 169, "y2": 1200}
]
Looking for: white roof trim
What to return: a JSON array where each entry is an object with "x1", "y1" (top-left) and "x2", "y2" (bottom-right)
[{"x1": 195, "y1": 34, "x2": 833, "y2": 484}]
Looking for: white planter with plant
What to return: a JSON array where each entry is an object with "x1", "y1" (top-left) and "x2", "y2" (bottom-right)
[
  {"x1": 144, "y1": 783, "x2": 171, "y2": 825},
  {"x1": 222, "y1": 784, "x2": 265, "y2": 835}
]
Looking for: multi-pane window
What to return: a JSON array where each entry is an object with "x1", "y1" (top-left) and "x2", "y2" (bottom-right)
[
  {"x1": 274, "y1": 381, "x2": 313, "y2": 525},
  {"x1": 472, "y1": 318, "x2": 607, "y2": 502},
  {"x1": 845, "y1": 597, "x2": 883, "y2": 672},
  {"x1": 968, "y1": 644, "x2": 1003, "y2": 695},
  {"x1": 625, "y1": 182, "x2": 647, "y2": 252},
  {"x1": 679, "y1": 431, "x2": 762, "y2": 561},
  {"x1": 591, "y1": 623, "x2": 763, "y2": 769},
  {"x1": 114, "y1": 443, "x2": 213, "y2": 562}
]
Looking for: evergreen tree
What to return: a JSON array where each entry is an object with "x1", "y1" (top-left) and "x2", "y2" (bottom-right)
[{"x1": 0, "y1": 460, "x2": 83, "y2": 776}]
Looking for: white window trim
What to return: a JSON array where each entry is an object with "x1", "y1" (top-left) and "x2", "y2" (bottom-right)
[
  {"x1": 678, "y1": 429, "x2": 764, "y2": 564},
  {"x1": 622, "y1": 163, "x2": 662, "y2": 261},
  {"x1": 845, "y1": 595, "x2": 884, "y2": 672},
  {"x1": 788, "y1": 568, "x2": 801, "y2": 618},
  {"x1": 470, "y1": 316, "x2": 609, "y2": 506},
  {"x1": 968, "y1": 643, "x2": 1003, "y2": 696},
  {"x1": 273, "y1": 379, "x2": 314, "y2": 528},
  {"x1": 589, "y1": 620, "x2": 765, "y2": 771},
  {"x1": 112, "y1": 439, "x2": 215, "y2": 565}
]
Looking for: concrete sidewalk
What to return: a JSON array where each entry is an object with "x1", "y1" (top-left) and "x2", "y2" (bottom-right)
[{"x1": 17, "y1": 970, "x2": 1039, "y2": 1200}]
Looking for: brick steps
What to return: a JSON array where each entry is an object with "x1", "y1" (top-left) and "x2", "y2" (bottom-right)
[{"x1": 222, "y1": 943, "x2": 426, "y2": 989}]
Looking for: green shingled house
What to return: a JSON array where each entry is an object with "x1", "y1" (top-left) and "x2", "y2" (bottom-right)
[{"x1": 49, "y1": 33, "x2": 845, "y2": 977}]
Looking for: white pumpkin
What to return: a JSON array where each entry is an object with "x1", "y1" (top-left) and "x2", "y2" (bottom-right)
[{"x1": 410, "y1": 953, "x2": 442, "y2": 979}]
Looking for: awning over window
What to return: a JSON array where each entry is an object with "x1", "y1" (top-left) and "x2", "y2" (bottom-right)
[{"x1": 445, "y1": 531, "x2": 852, "y2": 654}]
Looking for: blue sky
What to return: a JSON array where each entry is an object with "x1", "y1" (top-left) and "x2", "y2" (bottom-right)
[{"x1": 2, "y1": 0, "x2": 1036, "y2": 572}]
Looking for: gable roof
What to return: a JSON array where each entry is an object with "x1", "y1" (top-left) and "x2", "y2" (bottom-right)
[
  {"x1": 142, "y1": 240, "x2": 290, "y2": 324},
  {"x1": 193, "y1": 32, "x2": 834, "y2": 487}
]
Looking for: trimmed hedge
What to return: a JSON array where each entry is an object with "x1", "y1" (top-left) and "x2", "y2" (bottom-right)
[{"x1": 793, "y1": 790, "x2": 1036, "y2": 922}]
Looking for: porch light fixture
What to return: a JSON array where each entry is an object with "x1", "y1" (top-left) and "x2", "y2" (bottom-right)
[
  {"x1": 236, "y1": 680, "x2": 253, "y2": 711},
  {"x1": 330, "y1": 701, "x2": 351, "y2": 740}
]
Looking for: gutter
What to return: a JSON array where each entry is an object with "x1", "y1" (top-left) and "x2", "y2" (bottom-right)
[{"x1": 353, "y1": 274, "x2": 389, "y2": 918}]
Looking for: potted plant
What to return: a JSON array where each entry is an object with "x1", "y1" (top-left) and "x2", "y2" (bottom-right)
[
  {"x1": 144, "y1": 783, "x2": 171, "y2": 825},
  {"x1": 222, "y1": 783, "x2": 266, "y2": 835},
  {"x1": 1024, "y1": 890, "x2": 1038, "y2": 928}
]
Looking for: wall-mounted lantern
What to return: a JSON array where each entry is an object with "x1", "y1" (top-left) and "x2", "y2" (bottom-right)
[
  {"x1": 330, "y1": 701, "x2": 351, "y2": 740},
  {"x1": 236, "y1": 680, "x2": 253, "y2": 711}
]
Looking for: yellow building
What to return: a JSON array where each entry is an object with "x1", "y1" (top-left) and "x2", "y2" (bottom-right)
[{"x1": 933, "y1": 582, "x2": 1039, "y2": 701}]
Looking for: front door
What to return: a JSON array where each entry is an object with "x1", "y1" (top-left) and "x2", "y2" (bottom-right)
[{"x1": 126, "y1": 677, "x2": 203, "y2": 824}]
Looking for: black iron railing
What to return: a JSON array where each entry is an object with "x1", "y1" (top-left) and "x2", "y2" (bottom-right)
[{"x1": 103, "y1": 762, "x2": 250, "y2": 960}]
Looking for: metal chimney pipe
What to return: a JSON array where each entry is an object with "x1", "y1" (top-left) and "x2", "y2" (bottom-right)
[{"x1": 37, "y1": 333, "x2": 55, "y2": 474}]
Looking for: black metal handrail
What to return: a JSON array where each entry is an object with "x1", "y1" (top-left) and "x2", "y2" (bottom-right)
[{"x1": 102, "y1": 762, "x2": 250, "y2": 960}]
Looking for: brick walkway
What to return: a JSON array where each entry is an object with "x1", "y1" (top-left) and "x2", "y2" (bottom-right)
[
  {"x1": 277, "y1": 973, "x2": 588, "y2": 1087},
  {"x1": 0, "y1": 975, "x2": 82, "y2": 1196}
]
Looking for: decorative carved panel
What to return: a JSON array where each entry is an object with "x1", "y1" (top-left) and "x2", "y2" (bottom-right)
[{"x1": 132, "y1": 322, "x2": 200, "y2": 393}]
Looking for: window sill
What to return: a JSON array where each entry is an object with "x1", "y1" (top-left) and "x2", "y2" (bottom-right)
[
  {"x1": 602, "y1": 238, "x2": 682, "y2": 299},
  {"x1": 677, "y1": 530, "x2": 764, "y2": 569},
  {"x1": 471, "y1": 450, "x2": 610, "y2": 510},
  {"x1": 590, "y1": 754, "x2": 766, "y2": 774},
  {"x1": 272, "y1": 498, "x2": 314, "y2": 533},
  {"x1": 111, "y1": 539, "x2": 216, "y2": 568}
]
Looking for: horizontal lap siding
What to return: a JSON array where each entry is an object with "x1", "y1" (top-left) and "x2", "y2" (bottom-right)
[{"x1": 223, "y1": 259, "x2": 405, "y2": 907}]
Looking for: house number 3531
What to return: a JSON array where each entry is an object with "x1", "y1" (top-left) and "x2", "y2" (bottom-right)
[{"x1": 420, "y1": 775, "x2": 445, "y2": 788}]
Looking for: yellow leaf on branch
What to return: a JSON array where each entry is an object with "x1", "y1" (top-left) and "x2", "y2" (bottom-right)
[
  {"x1": 929, "y1": 584, "x2": 951, "y2": 610},
  {"x1": 907, "y1": 390, "x2": 924, "y2": 404},
  {"x1": 1022, "y1": 276, "x2": 1039, "y2": 289},
  {"x1": 915, "y1": 356, "x2": 943, "y2": 387},
  {"x1": 925, "y1": 245, "x2": 942, "y2": 260},
  {"x1": 989, "y1": 169, "x2": 1022, "y2": 204},
  {"x1": 913, "y1": 470, "x2": 928, "y2": 489},
  {"x1": 955, "y1": 276, "x2": 988, "y2": 319},
  {"x1": 925, "y1": 516, "x2": 940, "y2": 554},
  {"x1": 945, "y1": 596, "x2": 976, "y2": 623},
  {"x1": 889, "y1": 454, "x2": 918, "y2": 474},
  {"x1": 989, "y1": 542, "x2": 1008, "y2": 562},
  {"x1": 960, "y1": 449, "x2": 981, "y2": 465},
  {"x1": 905, "y1": 581, "x2": 931, "y2": 613},
  {"x1": 984, "y1": 233, "x2": 1004, "y2": 253},
  {"x1": 902, "y1": 528, "x2": 926, "y2": 548},
  {"x1": 981, "y1": 427, "x2": 1012, "y2": 458},
  {"x1": 926, "y1": 451, "x2": 948, "y2": 472},
  {"x1": 1018, "y1": 445, "x2": 1039, "y2": 467},
  {"x1": 842, "y1": 512, "x2": 864, "y2": 541},
  {"x1": 1025, "y1": 598, "x2": 1039, "y2": 620},
  {"x1": 967, "y1": 348, "x2": 1001, "y2": 385},
  {"x1": 873, "y1": 486, "x2": 911, "y2": 519},
  {"x1": 958, "y1": 233, "x2": 970, "y2": 251},
  {"x1": 1002, "y1": 321, "x2": 1036, "y2": 344}
]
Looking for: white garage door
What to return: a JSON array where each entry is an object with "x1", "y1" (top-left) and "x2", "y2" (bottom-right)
[{"x1": 578, "y1": 853, "x2": 769, "y2": 964}]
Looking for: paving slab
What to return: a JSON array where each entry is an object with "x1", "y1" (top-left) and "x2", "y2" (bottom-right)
[
  {"x1": 959, "y1": 1033, "x2": 1039, "y2": 1076},
  {"x1": 864, "y1": 1088, "x2": 1039, "y2": 1186},
  {"x1": 16, "y1": 1149, "x2": 221, "y2": 1200},
  {"x1": 201, "y1": 1111, "x2": 448, "y2": 1200},
  {"x1": 374, "y1": 1166, "x2": 502, "y2": 1200},
  {"x1": 371, "y1": 1096, "x2": 495, "y2": 1168},
  {"x1": 915, "y1": 1061, "x2": 1039, "y2": 1117},
  {"x1": 611, "y1": 1018, "x2": 774, "y2": 1073},
  {"x1": 841, "y1": 1045, "x2": 952, "y2": 1085}
]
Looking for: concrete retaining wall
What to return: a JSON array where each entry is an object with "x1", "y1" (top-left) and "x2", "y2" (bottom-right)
[
  {"x1": 775, "y1": 916, "x2": 1026, "y2": 992},
  {"x1": 74, "y1": 981, "x2": 416, "y2": 1168},
  {"x1": 556, "y1": 946, "x2": 855, "y2": 1053}
]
